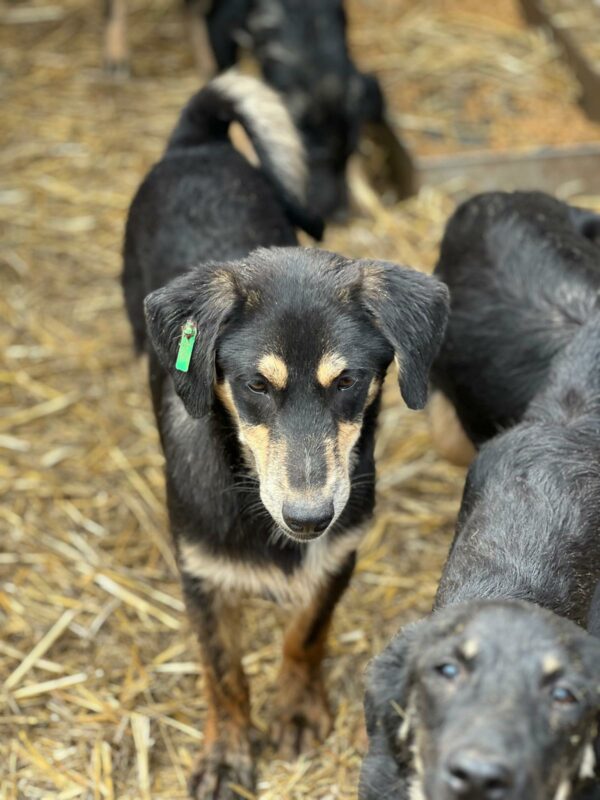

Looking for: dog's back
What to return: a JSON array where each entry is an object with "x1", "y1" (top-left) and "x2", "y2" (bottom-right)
[
  {"x1": 437, "y1": 314, "x2": 600, "y2": 625},
  {"x1": 432, "y1": 191, "x2": 600, "y2": 445},
  {"x1": 122, "y1": 70, "x2": 322, "y2": 353}
]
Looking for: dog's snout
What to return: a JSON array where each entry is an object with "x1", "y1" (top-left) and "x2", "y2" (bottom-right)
[
  {"x1": 445, "y1": 751, "x2": 513, "y2": 799},
  {"x1": 282, "y1": 500, "x2": 334, "y2": 536}
]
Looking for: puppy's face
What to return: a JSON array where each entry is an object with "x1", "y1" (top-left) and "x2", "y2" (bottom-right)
[
  {"x1": 144, "y1": 248, "x2": 448, "y2": 543},
  {"x1": 363, "y1": 602, "x2": 600, "y2": 800},
  {"x1": 216, "y1": 293, "x2": 384, "y2": 540}
]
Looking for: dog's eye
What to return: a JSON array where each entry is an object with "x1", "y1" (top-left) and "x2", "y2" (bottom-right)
[
  {"x1": 551, "y1": 686, "x2": 578, "y2": 705},
  {"x1": 336, "y1": 374, "x2": 357, "y2": 391},
  {"x1": 246, "y1": 378, "x2": 268, "y2": 395},
  {"x1": 435, "y1": 662, "x2": 460, "y2": 680}
]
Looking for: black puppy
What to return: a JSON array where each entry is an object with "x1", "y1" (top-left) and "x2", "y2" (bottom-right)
[
  {"x1": 122, "y1": 71, "x2": 448, "y2": 798},
  {"x1": 429, "y1": 190, "x2": 600, "y2": 464},
  {"x1": 247, "y1": 0, "x2": 384, "y2": 219},
  {"x1": 360, "y1": 303, "x2": 600, "y2": 800},
  {"x1": 362, "y1": 601, "x2": 600, "y2": 800}
]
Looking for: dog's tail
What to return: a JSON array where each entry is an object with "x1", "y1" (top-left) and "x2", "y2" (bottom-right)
[{"x1": 167, "y1": 71, "x2": 323, "y2": 239}]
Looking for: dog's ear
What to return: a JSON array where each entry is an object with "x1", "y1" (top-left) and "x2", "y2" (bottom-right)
[
  {"x1": 359, "y1": 260, "x2": 450, "y2": 410},
  {"x1": 144, "y1": 266, "x2": 238, "y2": 418},
  {"x1": 364, "y1": 620, "x2": 426, "y2": 747},
  {"x1": 568, "y1": 206, "x2": 600, "y2": 245}
]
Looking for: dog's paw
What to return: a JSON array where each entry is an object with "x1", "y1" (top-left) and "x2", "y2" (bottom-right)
[
  {"x1": 272, "y1": 679, "x2": 333, "y2": 760},
  {"x1": 102, "y1": 58, "x2": 130, "y2": 79},
  {"x1": 188, "y1": 741, "x2": 255, "y2": 800}
]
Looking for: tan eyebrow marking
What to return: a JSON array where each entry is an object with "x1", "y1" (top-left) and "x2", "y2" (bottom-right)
[
  {"x1": 316, "y1": 352, "x2": 347, "y2": 387},
  {"x1": 258, "y1": 353, "x2": 288, "y2": 390},
  {"x1": 215, "y1": 380, "x2": 240, "y2": 422},
  {"x1": 366, "y1": 377, "x2": 381, "y2": 407},
  {"x1": 460, "y1": 639, "x2": 479, "y2": 660},
  {"x1": 542, "y1": 654, "x2": 562, "y2": 676}
]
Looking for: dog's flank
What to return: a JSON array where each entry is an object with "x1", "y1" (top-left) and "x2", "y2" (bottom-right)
[{"x1": 431, "y1": 190, "x2": 600, "y2": 450}]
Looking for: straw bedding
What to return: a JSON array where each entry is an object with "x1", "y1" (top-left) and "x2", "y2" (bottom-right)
[{"x1": 1, "y1": 0, "x2": 599, "y2": 797}]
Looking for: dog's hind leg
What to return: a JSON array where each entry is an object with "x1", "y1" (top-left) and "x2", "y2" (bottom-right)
[
  {"x1": 272, "y1": 552, "x2": 356, "y2": 759},
  {"x1": 183, "y1": 579, "x2": 255, "y2": 800},
  {"x1": 103, "y1": 0, "x2": 129, "y2": 76},
  {"x1": 184, "y1": 0, "x2": 218, "y2": 82}
]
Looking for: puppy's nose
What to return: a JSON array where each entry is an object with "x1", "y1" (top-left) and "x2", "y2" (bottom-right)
[
  {"x1": 445, "y1": 752, "x2": 513, "y2": 799},
  {"x1": 282, "y1": 500, "x2": 334, "y2": 536}
]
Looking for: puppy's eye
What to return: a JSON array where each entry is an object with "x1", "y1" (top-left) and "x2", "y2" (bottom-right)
[
  {"x1": 336, "y1": 374, "x2": 357, "y2": 391},
  {"x1": 551, "y1": 686, "x2": 578, "y2": 705},
  {"x1": 246, "y1": 378, "x2": 268, "y2": 395},
  {"x1": 436, "y1": 662, "x2": 460, "y2": 681}
]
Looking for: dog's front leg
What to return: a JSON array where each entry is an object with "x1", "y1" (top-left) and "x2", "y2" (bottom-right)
[
  {"x1": 183, "y1": 580, "x2": 255, "y2": 800},
  {"x1": 272, "y1": 552, "x2": 357, "y2": 759}
]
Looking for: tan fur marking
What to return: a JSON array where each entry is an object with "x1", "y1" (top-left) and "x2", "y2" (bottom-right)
[
  {"x1": 580, "y1": 743, "x2": 597, "y2": 780},
  {"x1": 337, "y1": 421, "x2": 361, "y2": 466},
  {"x1": 179, "y1": 527, "x2": 365, "y2": 607},
  {"x1": 239, "y1": 423, "x2": 271, "y2": 476},
  {"x1": 428, "y1": 390, "x2": 476, "y2": 467},
  {"x1": 258, "y1": 353, "x2": 288, "y2": 390},
  {"x1": 553, "y1": 780, "x2": 571, "y2": 800},
  {"x1": 317, "y1": 353, "x2": 347, "y2": 387},
  {"x1": 245, "y1": 289, "x2": 261, "y2": 309},
  {"x1": 215, "y1": 380, "x2": 240, "y2": 423},
  {"x1": 461, "y1": 638, "x2": 479, "y2": 660},
  {"x1": 408, "y1": 780, "x2": 426, "y2": 800},
  {"x1": 542, "y1": 654, "x2": 562, "y2": 676},
  {"x1": 366, "y1": 377, "x2": 381, "y2": 407},
  {"x1": 229, "y1": 121, "x2": 259, "y2": 166}
]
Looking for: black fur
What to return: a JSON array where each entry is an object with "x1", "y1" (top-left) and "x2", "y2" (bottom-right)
[
  {"x1": 362, "y1": 192, "x2": 600, "y2": 800},
  {"x1": 361, "y1": 602, "x2": 600, "y2": 800},
  {"x1": 123, "y1": 75, "x2": 447, "y2": 798},
  {"x1": 432, "y1": 190, "x2": 600, "y2": 446},
  {"x1": 247, "y1": 0, "x2": 384, "y2": 218}
]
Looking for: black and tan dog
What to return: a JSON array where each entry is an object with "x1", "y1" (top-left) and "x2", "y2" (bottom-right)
[
  {"x1": 122, "y1": 71, "x2": 448, "y2": 798},
  {"x1": 360, "y1": 197, "x2": 600, "y2": 800},
  {"x1": 428, "y1": 190, "x2": 600, "y2": 465}
]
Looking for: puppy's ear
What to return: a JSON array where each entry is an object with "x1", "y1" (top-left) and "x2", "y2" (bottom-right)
[
  {"x1": 359, "y1": 261, "x2": 449, "y2": 410},
  {"x1": 568, "y1": 206, "x2": 600, "y2": 245},
  {"x1": 144, "y1": 266, "x2": 238, "y2": 418},
  {"x1": 364, "y1": 620, "x2": 425, "y2": 747}
]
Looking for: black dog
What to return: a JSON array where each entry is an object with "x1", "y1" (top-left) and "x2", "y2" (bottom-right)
[
  {"x1": 361, "y1": 321, "x2": 600, "y2": 799},
  {"x1": 429, "y1": 190, "x2": 600, "y2": 463},
  {"x1": 362, "y1": 601, "x2": 600, "y2": 800},
  {"x1": 122, "y1": 71, "x2": 448, "y2": 798},
  {"x1": 247, "y1": 0, "x2": 384, "y2": 219},
  {"x1": 361, "y1": 218, "x2": 600, "y2": 799}
]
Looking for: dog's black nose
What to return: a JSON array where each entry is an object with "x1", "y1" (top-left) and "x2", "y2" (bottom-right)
[
  {"x1": 445, "y1": 752, "x2": 512, "y2": 799},
  {"x1": 282, "y1": 501, "x2": 334, "y2": 536}
]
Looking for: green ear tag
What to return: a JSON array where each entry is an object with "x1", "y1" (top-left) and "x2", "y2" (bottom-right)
[{"x1": 175, "y1": 321, "x2": 197, "y2": 372}]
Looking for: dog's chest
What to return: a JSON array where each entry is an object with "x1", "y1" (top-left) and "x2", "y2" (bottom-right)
[{"x1": 178, "y1": 528, "x2": 363, "y2": 606}]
